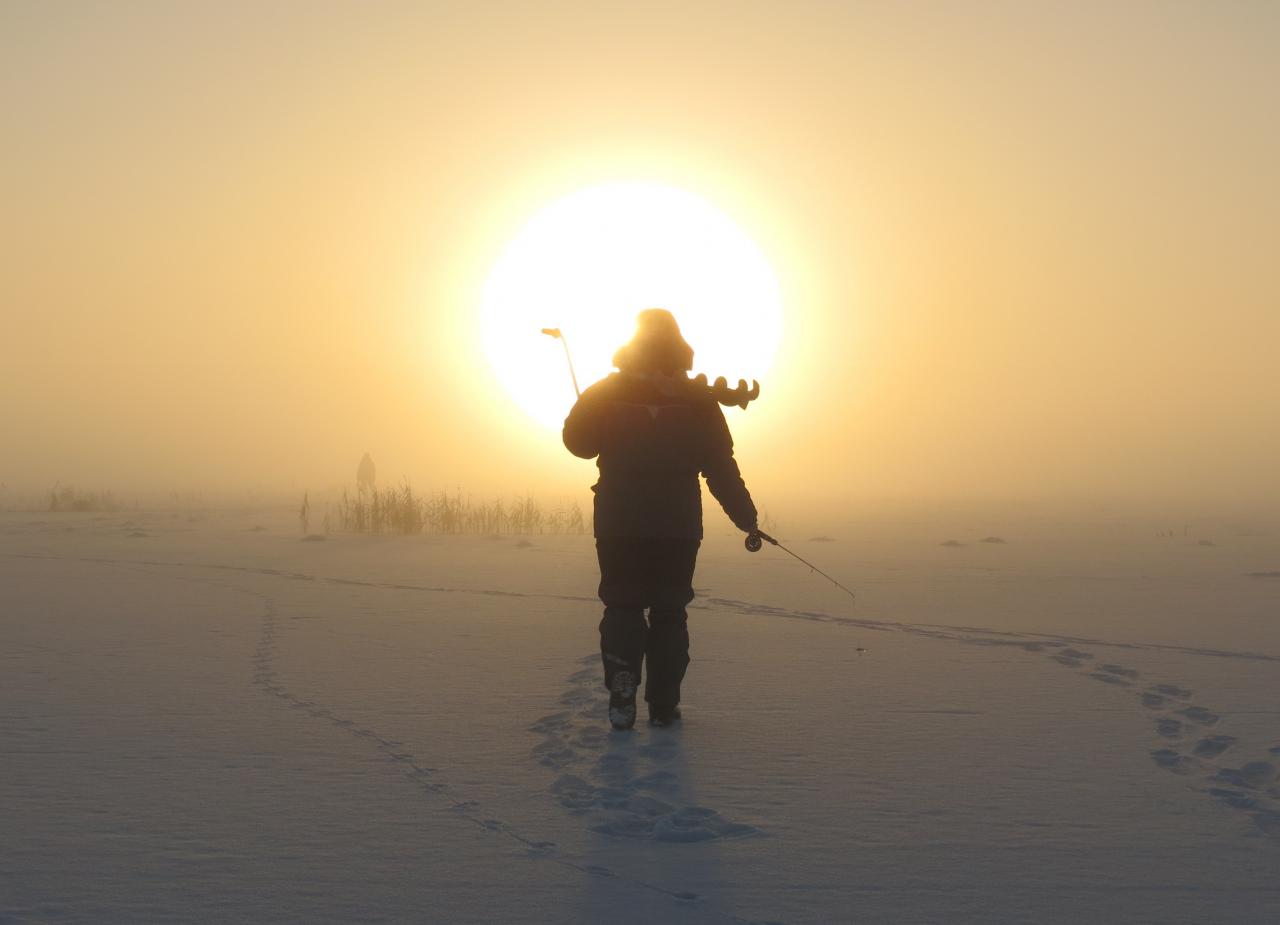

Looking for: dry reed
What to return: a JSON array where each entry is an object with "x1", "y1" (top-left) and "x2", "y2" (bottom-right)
[
  {"x1": 48, "y1": 484, "x2": 117, "y2": 512},
  {"x1": 335, "y1": 483, "x2": 585, "y2": 536}
]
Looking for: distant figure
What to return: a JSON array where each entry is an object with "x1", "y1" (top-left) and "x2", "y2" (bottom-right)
[
  {"x1": 357, "y1": 452, "x2": 377, "y2": 493},
  {"x1": 562, "y1": 309, "x2": 758, "y2": 730}
]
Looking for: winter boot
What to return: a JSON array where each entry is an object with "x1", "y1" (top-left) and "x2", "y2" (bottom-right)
[
  {"x1": 609, "y1": 671, "x2": 638, "y2": 731},
  {"x1": 648, "y1": 704, "x2": 682, "y2": 728}
]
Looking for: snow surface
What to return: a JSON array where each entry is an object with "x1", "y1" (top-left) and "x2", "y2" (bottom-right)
[{"x1": 2, "y1": 510, "x2": 1279, "y2": 923}]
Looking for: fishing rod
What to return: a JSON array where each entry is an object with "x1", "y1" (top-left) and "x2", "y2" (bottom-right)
[{"x1": 746, "y1": 529, "x2": 857, "y2": 604}]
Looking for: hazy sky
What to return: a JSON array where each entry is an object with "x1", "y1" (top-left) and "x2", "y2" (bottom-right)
[{"x1": 3, "y1": 1, "x2": 1277, "y2": 511}]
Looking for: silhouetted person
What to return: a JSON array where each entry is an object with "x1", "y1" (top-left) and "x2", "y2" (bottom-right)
[
  {"x1": 562, "y1": 309, "x2": 757, "y2": 730},
  {"x1": 357, "y1": 452, "x2": 376, "y2": 493}
]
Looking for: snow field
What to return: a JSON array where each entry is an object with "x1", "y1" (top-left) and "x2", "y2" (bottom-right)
[{"x1": 2, "y1": 512, "x2": 1278, "y2": 923}]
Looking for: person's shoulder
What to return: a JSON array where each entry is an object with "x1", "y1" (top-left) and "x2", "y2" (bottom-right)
[
  {"x1": 586, "y1": 372, "x2": 621, "y2": 392},
  {"x1": 576, "y1": 373, "x2": 622, "y2": 403}
]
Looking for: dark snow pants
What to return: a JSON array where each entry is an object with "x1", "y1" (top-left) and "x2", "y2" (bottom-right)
[{"x1": 595, "y1": 538, "x2": 700, "y2": 707}]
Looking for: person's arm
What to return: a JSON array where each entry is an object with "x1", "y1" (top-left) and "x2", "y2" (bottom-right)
[
  {"x1": 562, "y1": 381, "x2": 608, "y2": 459},
  {"x1": 701, "y1": 404, "x2": 758, "y2": 532}
]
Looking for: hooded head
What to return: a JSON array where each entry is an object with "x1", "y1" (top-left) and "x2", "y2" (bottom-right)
[{"x1": 611, "y1": 308, "x2": 694, "y2": 374}]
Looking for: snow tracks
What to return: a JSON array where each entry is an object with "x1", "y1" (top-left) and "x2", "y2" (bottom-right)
[
  {"x1": 531, "y1": 656, "x2": 760, "y2": 843},
  {"x1": 706, "y1": 594, "x2": 1280, "y2": 842}
]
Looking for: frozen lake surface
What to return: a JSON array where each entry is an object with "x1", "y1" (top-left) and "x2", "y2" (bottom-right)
[{"x1": 2, "y1": 510, "x2": 1278, "y2": 923}]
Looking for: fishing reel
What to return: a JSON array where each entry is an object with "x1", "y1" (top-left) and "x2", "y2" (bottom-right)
[{"x1": 745, "y1": 529, "x2": 777, "y2": 552}]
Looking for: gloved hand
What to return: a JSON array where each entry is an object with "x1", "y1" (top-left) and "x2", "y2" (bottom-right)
[{"x1": 744, "y1": 526, "x2": 777, "y2": 552}]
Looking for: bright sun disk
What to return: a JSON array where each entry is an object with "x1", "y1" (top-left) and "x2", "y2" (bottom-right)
[{"x1": 479, "y1": 182, "x2": 784, "y2": 429}]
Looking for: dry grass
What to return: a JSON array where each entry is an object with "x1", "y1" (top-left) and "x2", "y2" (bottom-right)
[
  {"x1": 48, "y1": 484, "x2": 118, "y2": 512},
  {"x1": 335, "y1": 484, "x2": 586, "y2": 536}
]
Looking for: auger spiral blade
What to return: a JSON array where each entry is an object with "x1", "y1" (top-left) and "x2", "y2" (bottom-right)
[{"x1": 697, "y1": 374, "x2": 761, "y2": 409}]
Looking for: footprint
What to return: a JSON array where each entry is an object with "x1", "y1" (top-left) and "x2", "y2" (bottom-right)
[
  {"x1": 592, "y1": 817, "x2": 660, "y2": 839},
  {"x1": 1250, "y1": 810, "x2": 1280, "y2": 835},
  {"x1": 594, "y1": 752, "x2": 633, "y2": 774},
  {"x1": 530, "y1": 712, "x2": 572, "y2": 734},
  {"x1": 1156, "y1": 719, "x2": 1183, "y2": 739},
  {"x1": 1088, "y1": 672, "x2": 1132, "y2": 687},
  {"x1": 637, "y1": 740, "x2": 680, "y2": 762},
  {"x1": 1213, "y1": 762, "x2": 1277, "y2": 790},
  {"x1": 1152, "y1": 684, "x2": 1192, "y2": 700},
  {"x1": 551, "y1": 774, "x2": 599, "y2": 810},
  {"x1": 654, "y1": 815, "x2": 720, "y2": 843},
  {"x1": 627, "y1": 795, "x2": 675, "y2": 816},
  {"x1": 572, "y1": 727, "x2": 607, "y2": 750},
  {"x1": 597, "y1": 787, "x2": 638, "y2": 811},
  {"x1": 1141, "y1": 693, "x2": 1167, "y2": 709},
  {"x1": 534, "y1": 741, "x2": 577, "y2": 770},
  {"x1": 1150, "y1": 748, "x2": 1192, "y2": 773},
  {"x1": 1206, "y1": 787, "x2": 1259, "y2": 810},
  {"x1": 1192, "y1": 735, "x2": 1237, "y2": 758},
  {"x1": 650, "y1": 807, "x2": 758, "y2": 843},
  {"x1": 1177, "y1": 706, "x2": 1220, "y2": 726},
  {"x1": 536, "y1": 656, "x2": 761, "y2": 842}
]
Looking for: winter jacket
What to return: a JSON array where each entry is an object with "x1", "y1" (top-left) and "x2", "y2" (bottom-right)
[{"x1": 562, "y1": 372, "x2": 758, "y2": 539}]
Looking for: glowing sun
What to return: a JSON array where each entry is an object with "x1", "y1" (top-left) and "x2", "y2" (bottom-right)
[{"x1": 479, "y1": 182, "x2": 783, "y2": 429}]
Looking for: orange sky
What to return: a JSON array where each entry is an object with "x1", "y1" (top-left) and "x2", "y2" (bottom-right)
[{"x1": 2, "y1": 2, "x2": 1277, "y2": 512}]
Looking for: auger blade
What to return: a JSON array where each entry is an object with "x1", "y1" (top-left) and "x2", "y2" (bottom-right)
[{"x1": 705, "y1": 375, "x2": 761, "y2": 409}]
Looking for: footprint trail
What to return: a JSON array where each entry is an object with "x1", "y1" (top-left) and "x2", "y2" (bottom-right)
[
  {"x1": 18, "y1": 552, "x2": 1277, "y2": 857},
  {"x1": 112, "y1": 562, "x2": 779, "y2": 925},
  {"x1": 1038, "y1": 643, "x2": 1280, "y2": 839},
  {"x1": 531, "y1": 656, "x2": 760, "y2": 843}
]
